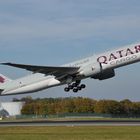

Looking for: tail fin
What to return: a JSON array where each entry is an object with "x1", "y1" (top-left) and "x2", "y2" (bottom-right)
[{"x1": 0, "y1": 74, "x2": 12, "y2": 84}]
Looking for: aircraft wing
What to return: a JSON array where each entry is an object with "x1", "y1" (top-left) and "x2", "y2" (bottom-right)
[{"x1": 1, "y1": 63, "x2": 80, "y2": 79}]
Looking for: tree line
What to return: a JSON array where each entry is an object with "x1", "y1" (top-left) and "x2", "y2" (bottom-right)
[{"x1": 13, "y1": 96, "x2": 140, "y2": 117}]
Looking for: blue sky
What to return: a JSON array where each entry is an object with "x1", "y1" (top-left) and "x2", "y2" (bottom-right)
[{"x1": 0, "y1": 0, "x2": 140, "y2": 101}]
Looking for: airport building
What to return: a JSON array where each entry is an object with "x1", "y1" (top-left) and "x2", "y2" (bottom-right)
[{"x1": 0, "y1": 102, "x2": 24, "y2": 117}]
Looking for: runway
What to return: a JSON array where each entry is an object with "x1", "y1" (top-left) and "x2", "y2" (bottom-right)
[{"x1": 0, "y1": 120, "x2": 140, "y2": 126}]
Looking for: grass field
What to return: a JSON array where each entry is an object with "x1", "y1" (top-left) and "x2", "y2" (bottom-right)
[{"x1": 0, "y1": 126, "x2": 140, "y2": 140}]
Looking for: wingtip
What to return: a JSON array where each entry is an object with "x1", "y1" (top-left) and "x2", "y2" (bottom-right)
[{"x1": 0, "y1": 62, "x2": 12, "y2": 65}]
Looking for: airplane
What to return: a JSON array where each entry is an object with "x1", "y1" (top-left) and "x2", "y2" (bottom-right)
[{"x1": 0, "y1": 42, "x2": 140, "y2": 96}]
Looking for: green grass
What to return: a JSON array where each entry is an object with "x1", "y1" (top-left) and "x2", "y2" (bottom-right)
[{"x1": 0, "y1": 126, "x2": 140, "y2": 140}]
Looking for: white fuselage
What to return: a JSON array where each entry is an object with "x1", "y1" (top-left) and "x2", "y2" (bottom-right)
[
  {"x1": 1, "y1": 43, "x2": 140, "y2": 95},
  {"x1": 1, "y1": 74, "x2": 61, "y2": 95}
]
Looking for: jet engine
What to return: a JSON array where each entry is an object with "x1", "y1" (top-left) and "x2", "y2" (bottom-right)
[
  {"x1": 79, "y1": 62, "x2": 102, "y2": 77},
  {"x1": 79, "y1": 61, "x2": 115, "y2": 80},
  {"x1": 92, "y1": 69, "x2": 115, "y2": 80}
]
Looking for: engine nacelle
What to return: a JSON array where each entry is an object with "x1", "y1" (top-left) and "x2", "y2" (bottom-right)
[
  {"x1": 79, "y1": 62, "x2": 102, "y2": 77},
  {"x1": 92, "y1": 69, "x2": 115, "y2": 80}
]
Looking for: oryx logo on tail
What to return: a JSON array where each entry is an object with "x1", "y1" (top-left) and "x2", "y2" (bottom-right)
[
  {"x1": 0, "y1": 76, "x2": 5, "y2": 83},
  {"x1": 0, "y1": 74, "x2": 12, "y2": 84}
]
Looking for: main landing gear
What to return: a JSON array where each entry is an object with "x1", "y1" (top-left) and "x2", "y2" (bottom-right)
[{"x1": 64, "y1": 81, "x2": 86, "y2": 93}]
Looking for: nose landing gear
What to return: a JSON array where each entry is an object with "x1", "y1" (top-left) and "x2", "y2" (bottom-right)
[{"x1": 64, "y1": 81, "x2": 86, "y2": 93}]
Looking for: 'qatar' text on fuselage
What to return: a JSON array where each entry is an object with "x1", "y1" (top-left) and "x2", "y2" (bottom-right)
[{"x1": 97, "y1": 45, "x2": 140, "y2": 64}]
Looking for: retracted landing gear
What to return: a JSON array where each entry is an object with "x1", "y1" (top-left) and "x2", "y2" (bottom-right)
[{"x1": 64, "y1": 80, "x2": 86, "y2": 93}]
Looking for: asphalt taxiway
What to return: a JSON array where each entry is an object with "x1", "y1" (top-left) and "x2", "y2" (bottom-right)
[{"x1": 0, "y1": 120, "x2": 140, "y2": 126}]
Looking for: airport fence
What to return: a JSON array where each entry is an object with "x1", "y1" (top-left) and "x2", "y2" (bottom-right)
[{"x1": 15, "y1": 113, "x2": 140, "y2": 120}]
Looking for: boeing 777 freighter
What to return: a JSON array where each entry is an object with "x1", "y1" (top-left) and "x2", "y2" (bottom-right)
[{"x1": 0, "y1": 42, "x2": 140, "y2": 95}]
